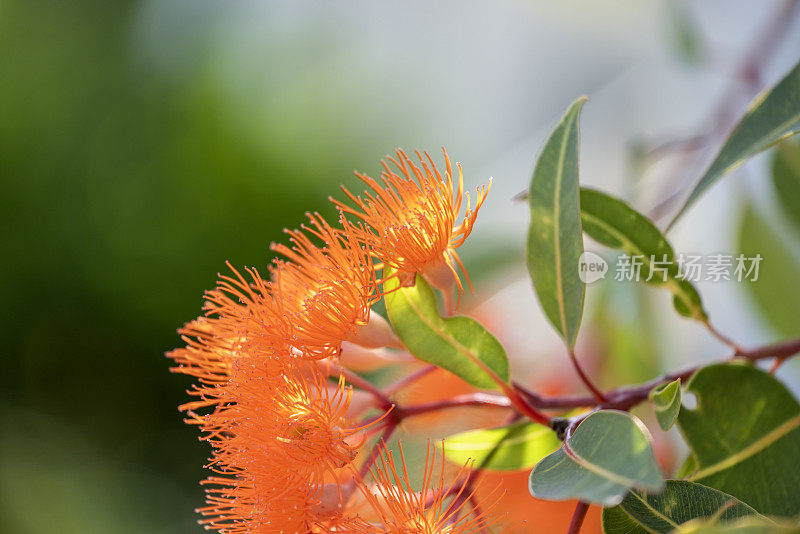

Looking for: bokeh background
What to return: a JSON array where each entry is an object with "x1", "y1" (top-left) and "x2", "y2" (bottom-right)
[{"x1": 3, "y1": 1, "x2": 800, "y2": 532}]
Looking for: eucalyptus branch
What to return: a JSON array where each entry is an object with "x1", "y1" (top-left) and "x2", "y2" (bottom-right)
[
  {"x1": 516, "y1": 334, "x2": 800, "y2": 436},
  {"x1": 396, "y1": 392, "x2": 513, "y2": 418},
  {"x1": 353, "y1": 335, "x2": 800, "y2": 432},
  {"x1": 567, "y1": 348, "x2": 607, "y2": 403},
  {"x1": 383, "y1": 364, "x2": 438, "y2": 396},
  {"x1": 337, "y1": 366, "x2": 394, "y2": 411},
  {"x1": 567, "y1": 501, "x2": 590, "y2": 534}
]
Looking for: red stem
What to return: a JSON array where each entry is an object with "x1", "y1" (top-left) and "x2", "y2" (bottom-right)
[
  {"x1": 397, "y1": 392, "x2": 512, "y2": 418},
  {"x1": 568, "y1": 349, "x2": 607, "y2": 403},
  {"x1": 356, "y1": 336, "x2": 800, "y2": 430},
  {"x1": 338, "y1": 367, "x2": 394, "y2": 411},
  {"x1": 358, "y1": 420, "x2": 397, "y2": 479},
  {"x1": 567, "y1": 501, "x2": 590, "y2": 534},
  {"x1": 736, "y1": 336, "x2": 800, "y2": 360},
  {"x1": 517, "y1": 336, "x2": 800, "y2": 414},
  {"x1": 383, "y1": 364, "x2": 437, "y2": 396}
]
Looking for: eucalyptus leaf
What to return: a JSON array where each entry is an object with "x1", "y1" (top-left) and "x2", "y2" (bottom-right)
[
  {"x1": 678, "y1": 516, "x2": 797, "y2": 534},
  {"x1": 650, "y1": 378, "x2": 682, "y2": 431},
  {"x1": 771, "y1": 140, "x2": 800, "y2": 230},
  {"x1": 580, "y1": 187, "x2": 707, "y2": 321},
  {"x1": 441, "y1": 421, "x2": 561, "y2": 471},
  {"x1": 602, "y1": 505, "x2": 647, "y2": 534},
  {"x1": 384, "y1": 272, "x2": 509, "y2": 389},
  {"x1": 527, "y1": 96, "x2": 587, "y2": 348},
  {"x1": 678, "y1": 363, "x2": 800, "y2": 517},
  {"x1": 737, "y1": 206, "x2": 800, "y2": 337},
  {"x1": 670, "y1": 59, "x2": 800, "y2": 227},
  {"x1": 602, "y1": 480, "x2": 759, "y2": 534},
  {"x1": 528, "y1": 410, "x2": 663, "y2": 506}
]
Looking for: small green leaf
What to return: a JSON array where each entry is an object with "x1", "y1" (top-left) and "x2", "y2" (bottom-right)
[
  {"x1": 678, "y1": 363, "x2": 800, "y2": 517},
  {"x1": 602, "y1": 505, "x2": 647, "y2": 534},
  {"x1": 738, "y1": 206, "x2": 800, "y2": 337},
  {"x1": 649, "y1": 378, "x2": 682, "y2": 431},
  {"x1": 771, "y1": 140, "x2": 800, "y2": 230},
  {"x1": 602, "y1": 480, "x2": 759, "y2": 534},
  {"x1": 527, "y1": 96, "x2": 587, "y2": 348},
  {"x1": 580, "y1": 188, "x2": 708, "y2": 321},
  {"x1": 442, "y1": 421, "x2": 561, "y2": 471},
  {"x1": 528, "y1": 410, "x2": 663, "y2": 506},
  {"x1": 675, "y1": 453, "x2": 699, "y2": 480},
  {"x1": 384, "y1": 272, "x2": 509, "y2": 389},
  {"x1": 670, "y1": 59, "x2": 800, "y2": 227},
  {"x1": 678, "y1": 515, "x2": 797, "y2": 534}
]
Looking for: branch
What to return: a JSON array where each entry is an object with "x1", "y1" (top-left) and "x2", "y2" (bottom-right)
[
  {"x1": 567, "y1": 501, "x2": 590, "y2": 534},
  {"x1": 397, "y1": 392, "x2": 512, "y2": 418},
  {"x1": 353, "y1": 336, "x2": 800, "y2": 430},
  {"x1": 568, "y1": 348, "x2": 607, "y2": 402},
  {"x1": 517, "y1": 334, "x2": 800, "y2": 415},
  {"x1": 383, "y1": 364, "x2": 437, "y2": 396},
  {"x1": 337, "y1": 366, "x2": 394, "y2": 411}
]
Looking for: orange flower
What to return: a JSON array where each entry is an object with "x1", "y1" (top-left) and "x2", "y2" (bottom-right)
[
  {"x1": 169, "y1": 218, "x2": 388, "y2": 532},
  {"x1": 271, "y1": 213, "x2": 380, "y2": 359},
  {"x1": 199, "y1": 474, "x2": 346, "y2": 533},
  {"x1": 333, "y1": 149, "x2": 490, "y2": 308},
  {"x1": 356, "y1": 443, "x2": 507, "y2": 534},
  {"x1": 167, "y1": 264, "x2": 286, "y2": 414},
  {"x1": 196, "y1": 357, "x2": 370, "y2": 532},
  {"x1": 209, "y1": 360, "x2": 363, "y2": 476}
]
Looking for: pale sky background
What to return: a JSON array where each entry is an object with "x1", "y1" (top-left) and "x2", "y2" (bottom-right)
[{"x1": 134, "y1": 0, "x2": 800, "y2": 382}]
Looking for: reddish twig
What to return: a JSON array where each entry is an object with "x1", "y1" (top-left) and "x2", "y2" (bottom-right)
[
  {"x1": 357, "y1": 336, "x2": 800, "y2": 434},
  {"x1": 397, "y1": 392, "x2": 512, "y2": 418},
  {"x1": 516, "y1": 334, "x2": 800, "y2": 416},
  {"x1": 383, "y1": 364, "x2": 438, "y2": 396},
  {"x1": 568, "y1": 349, "x2": 607, "y2": 403},
  {"x1": 736, "y1": 336, "x2": 800, "y2": 360},
  {"x1": 338, "y1": 366, "x2": 394, "y2": 411},
  {"x1": 567, "y1": 501, "x2": 590, "y2": 534},
  {"x1": 704, "y1": 320, "x2": 743, "y2": 353},
  {"x1": 358, "y1": 420, "x2": 397, "y2": 480}
]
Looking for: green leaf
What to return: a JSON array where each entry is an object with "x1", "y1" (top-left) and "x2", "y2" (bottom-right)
[
  {"x1": 442, "y1": 421, "x2": 561, "y2": 471},
  {"x1": 677, "y1": 363, "x2": 800, "y2": 517},
  {"x1": 675, "y1": 453, "x2": 699, "y2": 480},
  {"x1": 649, "y1": 378, "x2": 682, "y2": 431},
  {"x1": 670, "y1": 59, "x2": 800, "y2": 227},
  {"x1": 527, "y1": 96, "x2": 588, "y2": 348},
  {"x1": 580, "y1": 188, "x2": 708, "y2": 321},
  {"x1": 383, "y1": 272, "x2": 509, "y2": 389},
  {"x1": 678, "y1": 516, "x2": 798, "y2": 534},
  {"x1": 771, "y1": 140, "x2": 800, "y2": 230},
  {"x1": 602, "y1": 480, "x2": 760, "y2": 534},
  {"x1": 737, "y1": 206, "x2": 800, "y2": 337},
  {"x1": 602, "y1": 505, "x2": 648, "y2": 534},
  {"x1": 528, "y1": 410, "x2": 663, "y2": 505}
]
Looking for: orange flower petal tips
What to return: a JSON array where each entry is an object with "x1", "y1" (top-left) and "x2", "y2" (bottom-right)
[
  {"x1": 355, "y1": 442, "x2": 506, "y2": 534},
  {"x1": 271, "y1": 213, "x2": 380, "y2": 359},
  {"x1": 332, "y1": 148, "x2": 490, "y2": 310}
]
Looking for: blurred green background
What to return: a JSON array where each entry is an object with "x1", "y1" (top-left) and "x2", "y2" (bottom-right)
[
  {"x1": 1, "y1": 2, "x2": 368, "y2": 531},
  {"x1": 2, "y1": 1, "x2": 799, "y2": 532}
]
